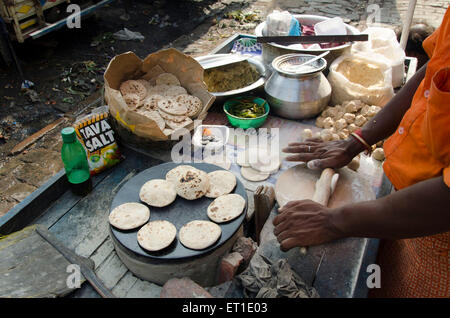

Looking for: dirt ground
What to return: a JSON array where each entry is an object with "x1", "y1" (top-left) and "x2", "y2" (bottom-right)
[
  {"x1": 0, "y1": 0, "x2": 445, "y2": 216},
  {"x1": 0, "y1": 0, "x2": 271, "y2": 215},
  {"x1": 0, "y1": 0, "x2": 255, "y2": 155}
]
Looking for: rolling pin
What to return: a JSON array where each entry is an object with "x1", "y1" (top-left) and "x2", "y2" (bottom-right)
[
  {"x1": 312, "y1": 168, "x2": 340, "y2": 206},
  {"x1": 299, "y1": 168, "x2": 339, "y2": 254}
]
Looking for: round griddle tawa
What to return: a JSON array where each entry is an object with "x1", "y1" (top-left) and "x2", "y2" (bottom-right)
[{"x1": 110, "y1": 162, "x2": 247, "y2": 261}]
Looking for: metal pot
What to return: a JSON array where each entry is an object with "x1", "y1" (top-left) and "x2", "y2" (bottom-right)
[{"x1": 264, "y1": 54, "x2": 331, "y2": 120}]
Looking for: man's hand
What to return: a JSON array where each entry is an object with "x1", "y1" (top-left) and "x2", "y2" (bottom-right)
[
  {"x1": 282, "y1": 138, "x2": 363, "y2": 170},
  {"x1": 273, "y1": 200, "x2": 344, "y2": 251}
]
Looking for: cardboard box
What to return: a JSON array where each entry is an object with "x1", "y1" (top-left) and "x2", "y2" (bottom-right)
[{"x1": 104, "y1": 48, "x2": 215, "y2": 141}]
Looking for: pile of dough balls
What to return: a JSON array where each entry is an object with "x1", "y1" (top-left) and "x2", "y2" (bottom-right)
[{"x1": 315, "y1": 100, "x2": 385, "y2": 161}]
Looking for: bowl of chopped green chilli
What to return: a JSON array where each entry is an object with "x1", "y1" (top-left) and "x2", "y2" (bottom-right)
[{"x1": 223, "y1": 96, "x2": 270, "y2": 129}]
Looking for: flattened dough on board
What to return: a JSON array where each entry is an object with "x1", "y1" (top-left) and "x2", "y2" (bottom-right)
[
  {"x1": 240, "y1": 166, "x2": 270, "y2": 182},
  {"x1": 236, "y1": 150, "x2": 251, "y2": 167},
  {"x1": 137, "y1": 220, "x2": 177, "y2": 252},
  {"x1": 179, "y1": 220, "x2": 222, "y2": 250},
  {"x1": 109, "y1": 202, "x2": 150, "y2": 230}
]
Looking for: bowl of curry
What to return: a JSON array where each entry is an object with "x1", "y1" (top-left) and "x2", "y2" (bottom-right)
[
  {"x1": 223, "y1": 96, "x2": 270, "y2": 129},
  {"x1": 195, "y1": 54, "x2": 266, "y2": 98}
]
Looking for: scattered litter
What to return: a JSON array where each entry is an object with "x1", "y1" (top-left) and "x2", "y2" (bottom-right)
[
  {"x1": 90, "y1": 32, "x2": 115, "y2": 47},
  {"x1": 23, "y1": 89, "x2": 41, "y2": 103},
  {"x1": 62, "y1": 97, "x2": 75, "y2": 104},
  {"x1": 237, "y1": 254, "x2": 319, "y2": 298},
  {"x1": 20, "y1": 80, "x2": 34, "y2": 90},
  {"x1": 225, "y1": 10, "x2": 261, "y2": 23},
  {"x1": 119, "y1": 13, "x2": 130, "y2": 21},
  {"x1": 113, "y1": 28, "x2": 145, "y2": 41},
  {"x1": 60, "y1": 60, "x2": 102, "y2": 97}
]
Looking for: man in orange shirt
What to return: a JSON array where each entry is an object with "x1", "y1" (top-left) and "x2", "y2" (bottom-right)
[{"x1": 276, "y1": 7, "x2": 450, "y2": 297}]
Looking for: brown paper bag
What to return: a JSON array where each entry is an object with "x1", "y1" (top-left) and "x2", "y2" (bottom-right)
[{"x1": 104, "y1": 48, "x2": 215, "y2": 141}]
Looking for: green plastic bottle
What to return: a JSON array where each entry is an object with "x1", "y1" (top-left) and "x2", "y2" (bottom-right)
[{"x1": 61, "y1": 127, "x2": 92, "y2": 196}]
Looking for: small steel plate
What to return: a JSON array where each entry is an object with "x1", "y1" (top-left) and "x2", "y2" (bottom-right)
[{"x1": 109, "y1": 162, "x2": 247, "y2": 261}]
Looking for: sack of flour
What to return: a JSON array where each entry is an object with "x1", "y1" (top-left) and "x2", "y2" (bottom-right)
[
  {"x1": 352, "y1": 27, "x2": 405, "y2": 88},
  {"x1": 327, "y1": 52, "x2": 394, "y2": 107}
]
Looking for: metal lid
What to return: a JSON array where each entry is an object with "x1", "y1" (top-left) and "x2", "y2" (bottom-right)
[{"x1": 272, "y1": 53, "x2": 327, "y2": 76}]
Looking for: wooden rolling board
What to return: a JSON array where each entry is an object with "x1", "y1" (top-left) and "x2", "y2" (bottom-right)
[{"x1": 275, "y1": 164, "x2": 376, "y2": 208}]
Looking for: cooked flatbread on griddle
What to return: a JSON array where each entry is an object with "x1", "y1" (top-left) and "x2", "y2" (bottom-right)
[
  {"x1": 137, "y1": 220, "x2": 177, "y2": 252},
  {"x1": 179, "y1": 220, "x2": 221, "y2": 250},
  {"x1": 206, "y1": 170, "x2": 236, "y2": 198},
  {"x1": 207, "y1": 193, "x2": 246, "y2": 223},
  {"x1": 139, "y1": 179, "x2": 177, "y2": 207},
  {"x1": 174, "y1": 168, "x2": 209, "y2": 200},
  {"x1": 109, "y1": 202, "x2": 150, "y2": 230}
]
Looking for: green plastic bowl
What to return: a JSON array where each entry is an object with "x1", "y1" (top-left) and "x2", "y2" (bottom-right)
[{"x1": 223, "y1": 96, "x2": 270, "y2": 130}]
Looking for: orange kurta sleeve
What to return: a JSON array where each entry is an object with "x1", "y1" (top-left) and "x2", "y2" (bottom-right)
[
  {"x1": 383, "y1": 6, "x2": 450, "y2": 190},
  {"x1": 422, "y1": 67, "x2": 450, "y2": 187}
]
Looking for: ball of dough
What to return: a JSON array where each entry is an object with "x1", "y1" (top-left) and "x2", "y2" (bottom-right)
[
  {"x1": 316, "y1": 116, "x2": 325, "y2": 128},
  {"x1": 334, "y1": 111, "x2": 345, "y2": 120},
  {"x1": 360, "y1": 105, "x2": 371, "y2": 116},
  {"x1": 343, "y1": 101, "x2": 359, "y2": 113},
  {"x1": 334, "y1": 105, "x2": 344, "y2": 113},
  {"x1": 343, "y1": 113, "x2": 356, "y2": 124},
  {"x1": 334, "y1": 118, "x2": 348, "y2": 130},
  {"x1": 355, "y1": 115, "x2": 367, "y2": 127},
  {"x1": 367, "y1": 105, "x2": 380, "y2": 117},
  {"x1": 348, "y1": 123, "x2": 358, "y2": 133},
  {"x1": 347, "y1": 155, "x2": 360, "y2": 171},
  {"x1": 372, "y1": 148, "x2": 385, "y2": 161},
  {"x1": 320, "y1": 129, "x2": 333, "y2": 141},
  {"x1": 323, "y1": 117, "x2": 334, "y2": 129},
  {"x1": 301, "y1": 128, "x2": 313, "y2": 140},
  {"x1": 338, "y1": 131, "x2": 348, "y2": 140},
  {"x1": 321, "y1": 107, "x2": 332, "y2": 117}
]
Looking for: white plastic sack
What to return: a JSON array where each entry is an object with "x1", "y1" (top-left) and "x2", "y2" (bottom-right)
[
  {"x1": 263, "y1": 10, "x2": 293, "y2": 36},
  {"x1": 352, "y1": 27, "x2": 405, "y2": 88},
  {"x1": 113, "y1": 28, "x2": 145, "y2": 41},
  {"x1": 327, "y1": 52, "x2": 394, "y2": 107}
]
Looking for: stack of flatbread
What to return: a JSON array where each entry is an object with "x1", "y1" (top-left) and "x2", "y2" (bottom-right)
[
  {"x1": 119, "y1": 73, "x2": 204, "y2": 137},
  {"x1": 237, "y1": 146, "x2": 281, "y2": 182}
]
